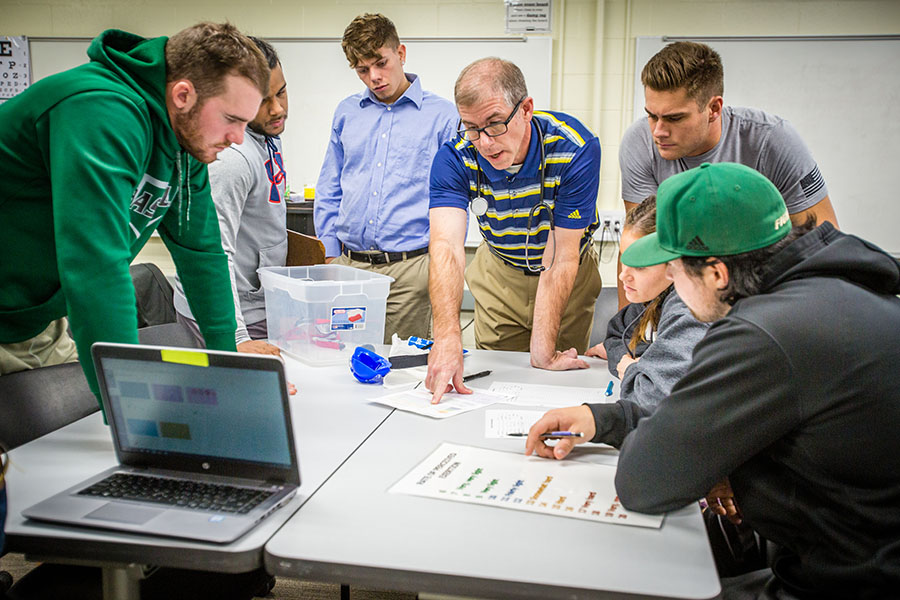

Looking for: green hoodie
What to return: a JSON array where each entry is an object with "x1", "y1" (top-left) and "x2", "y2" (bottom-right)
[{"x1": 0, "y1": 30, "x2": 237, "y2": 402}]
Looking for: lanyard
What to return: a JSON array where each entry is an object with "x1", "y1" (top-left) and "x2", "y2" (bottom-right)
[{"x1": 264, "y1": 136, "x2": 286, "y2": 204}]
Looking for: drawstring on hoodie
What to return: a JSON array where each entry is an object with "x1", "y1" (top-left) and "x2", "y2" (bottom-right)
[{"x1": 175, "y1": 149, "x2": 191, "y2": 235}]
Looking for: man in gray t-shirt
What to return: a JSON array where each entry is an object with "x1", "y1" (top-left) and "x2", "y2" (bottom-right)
[
  {"x1": 613, "y1": 41, "x2": 838, "y2": 308},
  {"x1": 621, "y1": 105, "x2": 829, "y2": 215},
  {"x1": 620, "y1": 41, "x2": 837, "y2": 225}
]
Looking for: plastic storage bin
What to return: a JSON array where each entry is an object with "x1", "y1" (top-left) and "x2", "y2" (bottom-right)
[{"x1": 258, "y1": 265, "x2": 393, "y2": 365}]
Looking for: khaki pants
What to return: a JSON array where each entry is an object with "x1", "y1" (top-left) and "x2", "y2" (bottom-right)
[
  {"x1": 465, "y1": 243, "x2": 602, "y2": 353},
  {"x1": 0, "y1": 317, "x2": 79, "y2": 375},
  {"x1": 333, "y1": 252, "x2": 431, "y2": 343}
]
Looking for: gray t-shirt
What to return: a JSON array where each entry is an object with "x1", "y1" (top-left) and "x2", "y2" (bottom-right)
[{"x1": 619, "y1": 106, "x2": 828, "y2": 213}]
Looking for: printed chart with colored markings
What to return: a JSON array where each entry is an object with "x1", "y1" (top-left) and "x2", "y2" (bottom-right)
[{"x1": 390, "y1": 442, "x2": 663, "y2": 528}]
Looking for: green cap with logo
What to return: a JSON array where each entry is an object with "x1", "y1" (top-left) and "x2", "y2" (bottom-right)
[{"x1": 622, "y1": 162, "x2": 792, "y2": 268}]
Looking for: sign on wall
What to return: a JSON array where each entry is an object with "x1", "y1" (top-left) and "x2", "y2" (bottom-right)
[
  {"x1": 505, "y1": 1, "x2": 552, "y2": 34},
  {"x1": 0, "y1": 36, "x2": 30, "y2": 104}
]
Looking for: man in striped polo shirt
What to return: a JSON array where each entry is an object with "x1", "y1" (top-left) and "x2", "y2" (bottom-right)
[{"x1": 426, "y1": 58, "x2": 602, "y2": 404}]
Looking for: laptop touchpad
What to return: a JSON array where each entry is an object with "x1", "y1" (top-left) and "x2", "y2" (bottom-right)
[{"x1": 85, "y1": 503, "x2": 164, "y2": 524}]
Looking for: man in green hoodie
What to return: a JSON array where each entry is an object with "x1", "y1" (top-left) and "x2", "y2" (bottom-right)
[{"x1": 0, "y1": 22, "x2": 270, "y2": 405}]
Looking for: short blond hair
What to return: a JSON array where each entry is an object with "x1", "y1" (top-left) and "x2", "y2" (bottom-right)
[
  {"x1": 341, "y1": 13, "x2": 400, "y2": 68},
  {"x1": 454, "y1": 57, "x2": 527, "y2": 109}
]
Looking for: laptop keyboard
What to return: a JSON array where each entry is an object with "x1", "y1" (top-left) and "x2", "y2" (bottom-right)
[{"x1": 78, "y1": 473, "x2": 276, "y2": 514}]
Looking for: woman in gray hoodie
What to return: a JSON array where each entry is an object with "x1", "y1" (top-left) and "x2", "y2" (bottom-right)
[{"x1": 586, "y1": 197, "x2": 709, "y2": 410}]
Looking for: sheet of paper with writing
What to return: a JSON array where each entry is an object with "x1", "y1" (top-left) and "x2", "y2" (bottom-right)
[
  {"x1": 484, "y1": 409, "x2": 545, "y2": 438},
  {"x1": 390, "y1": 442, "x2": 663, "y2": 528},
  {"x1": 488, "y1": 382, "x2": 612, "y2": 407}
]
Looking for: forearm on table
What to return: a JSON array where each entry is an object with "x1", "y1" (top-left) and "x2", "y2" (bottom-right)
[{"x1": 530, "y1": 232, "x2": 581, "y2": 362}]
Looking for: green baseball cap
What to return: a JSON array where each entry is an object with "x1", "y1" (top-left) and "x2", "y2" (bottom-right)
[{"x1": 622, "y1": 162, "x2": 792, "y2": 268}]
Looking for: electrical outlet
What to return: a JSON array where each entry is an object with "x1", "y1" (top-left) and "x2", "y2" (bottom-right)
[{"x1": 597, "y1": 209, "x2": 626, "y2": 233}]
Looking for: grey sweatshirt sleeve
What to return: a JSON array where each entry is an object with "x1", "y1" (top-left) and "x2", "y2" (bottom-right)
[
  {"x1": 619, "y1": 292, "x2": 710, "y2": 410},
  {"x1": 208, "y1": 147, "x2": 254, "y2": 345},
  {"x1": 603, "y1": 303, "x2": 648, "y2": 378}
]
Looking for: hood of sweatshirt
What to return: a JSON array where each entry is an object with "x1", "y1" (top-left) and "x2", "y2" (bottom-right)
[
  {"x1": 87, "y1": 29, "x2": 179, "y2": 159},
  {"x1": 763, "y1": 222, "x2": 900, "y2": 297}
]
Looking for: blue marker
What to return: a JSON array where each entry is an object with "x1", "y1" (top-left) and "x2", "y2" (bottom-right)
[{"x1": 605, "y1": 381, "x2": 614, "y2": 397}]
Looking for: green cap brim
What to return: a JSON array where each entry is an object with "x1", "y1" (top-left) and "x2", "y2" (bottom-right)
[{"x1": 621, "y1": 232, "x2": 683, "y2": 267}]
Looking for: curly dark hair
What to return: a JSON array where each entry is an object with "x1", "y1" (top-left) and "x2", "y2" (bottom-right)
[{"x1": 681, "y1": 218, "x2": 816, "y2": 305}]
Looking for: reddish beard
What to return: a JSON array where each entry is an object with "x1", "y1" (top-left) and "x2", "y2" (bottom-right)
[{"x1": 172, "y1": 100, "x2": 216, "y2": 164}]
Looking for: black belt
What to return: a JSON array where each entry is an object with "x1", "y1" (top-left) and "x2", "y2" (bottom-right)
[{"x1": 342, "y1": 246, "x2": 428, "y2": 265}]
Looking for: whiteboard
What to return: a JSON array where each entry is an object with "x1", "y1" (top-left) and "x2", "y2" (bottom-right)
[
  {"x1": 29, "y1": 36, "x2": 551, "y2": 194},
  {"x1": 633, "y1": 36, "x2": 900, "y2": 256}
]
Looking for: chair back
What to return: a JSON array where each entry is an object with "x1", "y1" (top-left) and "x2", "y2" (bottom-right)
[
  {"x1": 0, "y1": 362, "x2": 98, "y2": 450},
  {"x1": 130, "y1": 262, "x2": 176, "y2": 327},
  {"x1": 137, "y1": 322, "x2": 201, "y2": 348},
  {"x1": 286, "y1": 229, "x2": 326, "y2": 266}
]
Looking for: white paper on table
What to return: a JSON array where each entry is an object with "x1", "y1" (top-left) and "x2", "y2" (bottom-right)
[
  {"x1": 390, "y1": 442, "x2": 663, "y2": 528},
  {"x1": 484, "y1": 409, "x2": 546, "y2": 438},
  {"x1": 488, "y1": 381, "x2": 612, "y2": 407},
  {"x1": 372, "y1": 388, "x2": 508, "y2": 419}
]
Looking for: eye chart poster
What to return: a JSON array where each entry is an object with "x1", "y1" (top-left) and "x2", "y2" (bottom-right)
[
  {"x1": 0, "y1": 36, "x2": 30, "y2": 103},
  {"x1": 390, "y1": 442, "x2": 663, "y2": 528}
]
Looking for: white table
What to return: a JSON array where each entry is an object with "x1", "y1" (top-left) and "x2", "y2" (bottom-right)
[
  {"x1": 265, "y1": 350, "x2": 721, "y2": 599},
  {"x1": 3, "y1": 355, "x2": 395, "y2": 599}
]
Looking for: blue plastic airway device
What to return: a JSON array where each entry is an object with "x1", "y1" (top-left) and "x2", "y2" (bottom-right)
[{"x1": 349, "y1": 346, "x2": 392, "y2": 384}]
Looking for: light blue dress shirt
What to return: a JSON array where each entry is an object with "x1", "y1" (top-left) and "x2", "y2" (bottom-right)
[{"x1": 314, "y1": 73, "x2": 459, "y2": 257}]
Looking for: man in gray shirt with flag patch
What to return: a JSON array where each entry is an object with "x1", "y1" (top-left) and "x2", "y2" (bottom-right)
[
  {"x1": 621, "y1": 41, "x2": 838, "y2": 227},
  {"x1": 173, "y1": 37, "x2": 288, "y2": 355},
  {"x1": 614, "y1": 41, "x2": 839, "y2": 307}
]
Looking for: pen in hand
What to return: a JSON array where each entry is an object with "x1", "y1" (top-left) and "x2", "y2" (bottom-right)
[{"x1": 507, "y1": 431, "x2": 584, "y2": 439}]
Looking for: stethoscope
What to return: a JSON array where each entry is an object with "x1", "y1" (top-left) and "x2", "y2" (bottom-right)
[{"x1": 470, "y1": 120, "x2": 557, "y2": 273}]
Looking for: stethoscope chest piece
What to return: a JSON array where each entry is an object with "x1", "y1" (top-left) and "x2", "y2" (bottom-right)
[{"x1": 471, "y1": 196, "x2": 488, "y2": 217}]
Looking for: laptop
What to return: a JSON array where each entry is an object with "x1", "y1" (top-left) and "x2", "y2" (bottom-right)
[{"x1": 23, "y1": 342, "x2": 301, "y2": 544}]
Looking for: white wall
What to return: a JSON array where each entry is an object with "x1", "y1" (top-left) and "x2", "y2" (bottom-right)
[{"x1": 6, "y1": 0, "x2": 900, "y2": 278}]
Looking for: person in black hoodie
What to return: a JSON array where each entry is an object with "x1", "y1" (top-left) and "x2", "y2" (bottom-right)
[{"x1": 526, "y1": 162, "x2": 900, "y2": 599}]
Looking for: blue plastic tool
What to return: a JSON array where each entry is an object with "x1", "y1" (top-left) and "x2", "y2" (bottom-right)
[{"x1": 349, "y1": 346, "x2": 392, "y2": 384}]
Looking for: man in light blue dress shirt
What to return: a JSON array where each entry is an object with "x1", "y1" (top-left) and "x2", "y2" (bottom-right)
[{"x1": 314, "y1": 13, "x2": 458, "y2": 342}]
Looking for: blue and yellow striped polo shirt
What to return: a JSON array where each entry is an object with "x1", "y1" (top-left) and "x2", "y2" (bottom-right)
[{"x1": 429, "y1": 110, "x2": 600, "y2": 270}]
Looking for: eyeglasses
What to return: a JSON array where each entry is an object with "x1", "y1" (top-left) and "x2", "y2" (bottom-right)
[{"x1": 457, "y1": 96, "x2": 526, "y2": 141}]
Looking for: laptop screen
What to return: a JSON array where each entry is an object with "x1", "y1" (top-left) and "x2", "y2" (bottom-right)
[{"x1": 100, "y1": 356, "x2": 293, "y2": 469}]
